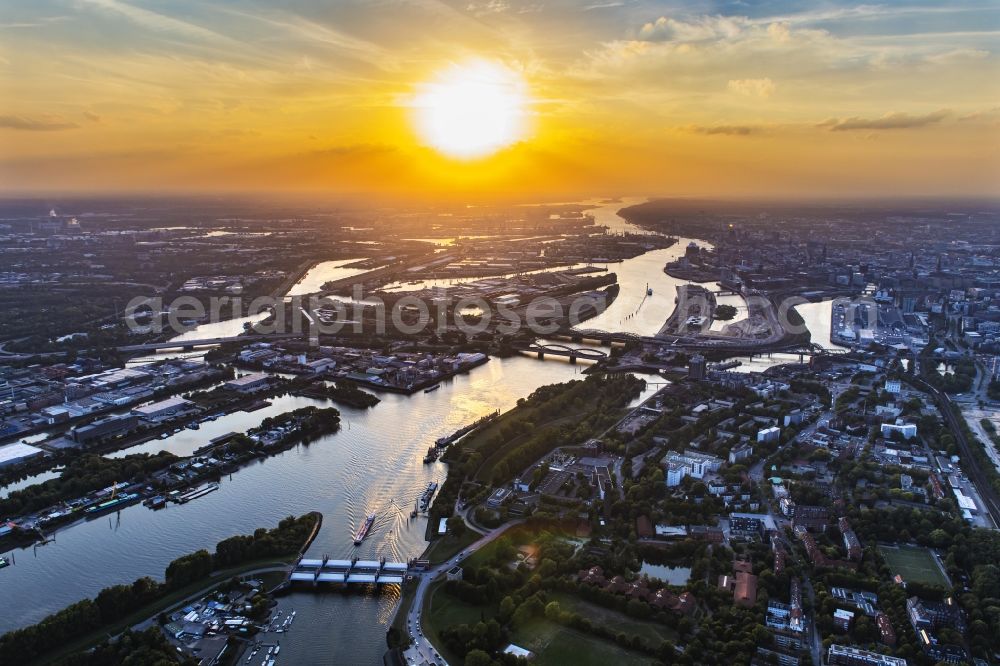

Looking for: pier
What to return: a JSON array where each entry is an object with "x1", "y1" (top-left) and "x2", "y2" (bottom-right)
[{"x1": 289, "y1": 555, "x2": 409, "y2": 586}]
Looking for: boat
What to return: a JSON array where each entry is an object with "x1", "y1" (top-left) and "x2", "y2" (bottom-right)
[
  {"x1": 353, "y1": 513, "x2": 376, "y2": 545},
  {"x1": 647, "y1": 287, "x2": 653, "y2": 296},
  {"x1": 0, "y1": 556, "x2": 9, "y2": 569},
  {"x1": 423, "y1": 384, "x2": 440, "y2": 393},
  {"x1": 84, "y1": 492, "x2": 140, "y2": 516},
  {"x1": 186, "y1": 422, "x2": 200, "y2": 430},
  {"x1": 143, "y1": 495, "x2": 167, "y2": 509},
  {"x1": 422, "y1": 446, "x2": 438, "y2": 464},
  {"x1": 173, "y1": 482, "x2": 220, "y2": 504},
  {"x1": 418, "y1": 482, "x2": 438, "y2": 511}
]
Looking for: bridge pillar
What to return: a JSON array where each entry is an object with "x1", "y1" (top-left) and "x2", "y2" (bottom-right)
[
  {"x1": 569, "y1": 356, "x2": 577, "y2": 364},
  {"x1": 537, "y1": 351, "x2": 545, "y2": 360}
]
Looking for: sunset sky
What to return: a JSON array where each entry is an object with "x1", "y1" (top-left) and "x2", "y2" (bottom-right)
[{"x1": 1, "y1": 1, "x2": 998, "y2": 200}]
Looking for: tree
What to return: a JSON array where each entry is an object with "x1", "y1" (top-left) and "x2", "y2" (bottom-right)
[
  {"x1": 465, "y1": 649, "x2": 493, "y2": 666},
  {"x1": 447, "y1": 515, "x2": 467, "y2": 538},
  {"x1": 499, "y1": 596, "x2": 516, "y2": 623}
]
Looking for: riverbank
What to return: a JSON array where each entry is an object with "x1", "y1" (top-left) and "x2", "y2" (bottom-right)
[{"x1": 0, "y1": 512, "x2": 321, "y2": 665}]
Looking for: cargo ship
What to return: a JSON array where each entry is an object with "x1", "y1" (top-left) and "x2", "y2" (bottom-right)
[
  {"x1": 418, "y1": 482, "x2": 438, "y2": 512},
  {"x1": 84, "y1": 492, "x2": 140, "y2": 516},
  {"x1": 354, "y1": 513, "x2": 376, "y2": 545},
  {"x1": 172, "y1": 482, "x2": 219, "y2": 504}
]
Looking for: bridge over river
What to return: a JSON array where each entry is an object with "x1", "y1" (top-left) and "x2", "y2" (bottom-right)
[
  {"x1": 289, "y1": 555, "x2": 409, "y2": 586},
  {"x1": 512, "y1": 342, "x2": 609, "y2": 362}
]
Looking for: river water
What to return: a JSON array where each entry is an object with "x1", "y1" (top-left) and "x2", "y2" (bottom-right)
[
  {"x1": 285, "y1": 258, "x2": 372, "y2": 297},
  {"x1": 1, "y1": 199, "x2": 830, "y2": 663}
]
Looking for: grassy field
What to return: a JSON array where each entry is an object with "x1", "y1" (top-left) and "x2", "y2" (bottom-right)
[
  {"x1": 461, "y1": 523, "x2": 545, "y2": 570},
  {"x1": 549, "y1": 592, "x2": 677, "y2": 648},
  {"x1": 512, "y1": 618, "x2": 657, "y2": 666},
  {"x1": 423, "y1": 528, "x2": 481, "y2": 564},
  {"x1": 879, "y1": 544, "x2": 950, "y2": 587}
]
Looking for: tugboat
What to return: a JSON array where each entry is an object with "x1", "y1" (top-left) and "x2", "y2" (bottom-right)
[{"x1": 353, "y1": 513, "x2": 376, "y2": 545}]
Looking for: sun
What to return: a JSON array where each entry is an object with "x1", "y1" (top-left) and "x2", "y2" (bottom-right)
[{"x1": 411, "y1": 60, "x2": 529, "y2": 160}]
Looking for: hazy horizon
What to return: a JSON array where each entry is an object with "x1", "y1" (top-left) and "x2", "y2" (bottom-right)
[{"x1": 2, "y1": 1, "x2": 999, "y2": 199}]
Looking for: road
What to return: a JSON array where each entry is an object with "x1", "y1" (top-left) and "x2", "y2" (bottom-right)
[{"x1": 401, "y1": 521, "x2": 523, "y2": 666}]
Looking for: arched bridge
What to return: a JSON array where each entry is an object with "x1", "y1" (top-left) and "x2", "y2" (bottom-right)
[{"x1": 514, "y1": 342, "x2": 609, "y2": 362}]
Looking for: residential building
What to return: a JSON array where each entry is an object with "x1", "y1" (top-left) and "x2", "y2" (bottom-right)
[
  {"x1": 758, "y1": 426, "x2": 781, "y2": 444},
  {"x1": 827, "y1": 645, "x2": 907, "y2": 666},
  {"x1": 880, "y1": 422, "x2": 917, "y2": 440},
  {"x1": 791, "y1": 505, "x2": 829, "y2": 532},
  {"x1": 688, "y1": 354, "x2": 707, "y2": 380}
]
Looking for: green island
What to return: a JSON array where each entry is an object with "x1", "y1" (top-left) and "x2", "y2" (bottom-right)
[{"x1": 292, "y1": 379, "x2": 381, "y2": 408}]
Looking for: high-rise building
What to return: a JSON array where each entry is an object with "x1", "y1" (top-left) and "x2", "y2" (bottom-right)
[{"x1": 688, "y1": 354, "x2": 706, "y2": 380}]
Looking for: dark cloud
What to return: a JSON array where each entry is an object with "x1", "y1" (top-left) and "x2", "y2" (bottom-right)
[
  {"x1": 0, "y1": 115, "x2": 79, "y2": 131},
  {"x1": 690, "y1": 124, "x2": 758, "y2": 136},
  {"x1": 819, "y1": 110, "x2": 949, "y2": 131}
]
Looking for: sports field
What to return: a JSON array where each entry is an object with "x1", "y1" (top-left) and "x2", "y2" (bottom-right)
[{"x1": 879, "y1": 544, "x2": 950, "y2": 587}]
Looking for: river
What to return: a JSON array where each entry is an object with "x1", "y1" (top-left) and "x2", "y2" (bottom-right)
[{"x1": 1, "y1": 199, "x2": 828, "y2": 663}]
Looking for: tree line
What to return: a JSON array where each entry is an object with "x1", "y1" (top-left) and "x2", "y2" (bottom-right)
[{"x1": 0, "y1": 513, "x2": 319, "y2": 664}]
